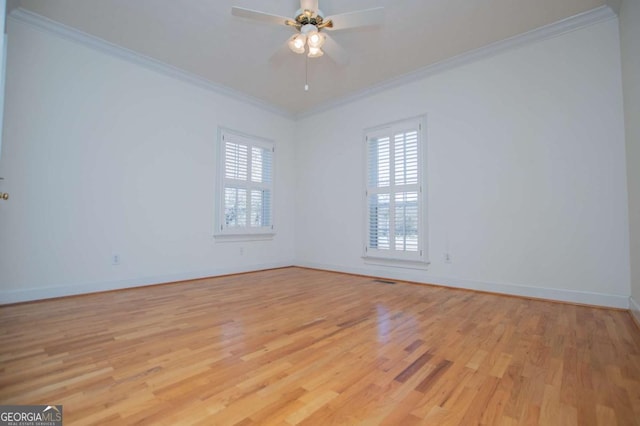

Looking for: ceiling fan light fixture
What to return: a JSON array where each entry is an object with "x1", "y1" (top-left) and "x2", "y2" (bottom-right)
[
  {"x1": 307, "y1": 32, "x2": 325, "y2": 49},
  {"x1": 307, "y1": 46, "x2": 324, "y2": 58},
  {"x1": 288, "y1": 34, "x2": 307, "y2": 54}
]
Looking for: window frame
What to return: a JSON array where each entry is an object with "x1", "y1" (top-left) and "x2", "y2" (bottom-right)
[
  {"x1": 215, "y1": 127, "x2": 275, "y2": 239},
  {"x1": 362, "y1": 116, "x2": 428, "y2": 265}
]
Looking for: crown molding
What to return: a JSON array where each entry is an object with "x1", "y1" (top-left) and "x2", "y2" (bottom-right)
[
  {"x1": 296, "y1": 5, "x2": 618, "y2": 120},
  {"x1": 8, "y1": 8, "x2": 295, "y2": 120},
  {"x1": 7, "y1": 5, "x2": 618, "y2": 121}
]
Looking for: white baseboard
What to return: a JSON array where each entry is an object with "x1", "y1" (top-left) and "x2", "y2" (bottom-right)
[
  {"x1": 0, "y1": 261, "x2": 294, "y2": 304},
  {"x1": 630, "y1": 296, "x2": 640, "y2": 324},
  {"x1": 295, "y1": 260, "x2": 630, "y2": 309},
  {"x1": 2, "y1": 260, "x2": 630, "y2": 310}
]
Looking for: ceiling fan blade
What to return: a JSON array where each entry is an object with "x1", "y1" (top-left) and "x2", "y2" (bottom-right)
[
  {"x1": 322, "y1": 35, "x2": 349, "y2": 66},
  {"x1": 324, "y1": 7, "x2": 384, "y2": 31},
  {"x1": 231, "y1": 7, "x2": 294, "y2": 26},
  {"x1": 300, "y1": 0, "x2": 319, "y2": 12}
]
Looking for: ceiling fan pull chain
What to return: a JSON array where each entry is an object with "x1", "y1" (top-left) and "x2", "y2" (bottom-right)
[{"x1": 305, "y1": 54, "x2": 309, "y2": 91}]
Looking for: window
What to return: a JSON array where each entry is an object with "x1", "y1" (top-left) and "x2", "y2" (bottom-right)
[
  {"x1": 364, "y1": 117, "x2": 427, "y2": 263},
  {"x1": 216, "y1": 128, "x2": 274, "y2": 237}
]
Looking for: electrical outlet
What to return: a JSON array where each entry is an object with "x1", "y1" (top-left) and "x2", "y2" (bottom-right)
[
  {"x1": 112, "y1": 254, "x2": 121, "y2": 265},
  {"x1": 239, "y1": 247, "x2": 244, "y2": 255},
  {"x1": 444, "y1": 253, "x2": 452, "y2": 264}
]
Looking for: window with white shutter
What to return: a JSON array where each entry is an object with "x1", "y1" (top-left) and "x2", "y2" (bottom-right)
[
  {"x1": 364, "y1": 117, "x2": 427, "y2": 263},
  {"x1": 216, "y1": 128, "x2": 274, "y2": 237}
]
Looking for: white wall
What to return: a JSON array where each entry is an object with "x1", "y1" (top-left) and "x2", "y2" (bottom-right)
[
  {"x1": 0, "y1": 10, "x2": 632, "y2": 309},
  {"x1": 0, "y1": 17, "x2": 296, "y2": 303},
  {"x1": 620, "y1": 0, "x2": 640, "y2": 319},
  {"x1": 295, "y1": 18, "x2": 630, "y2": 308}
]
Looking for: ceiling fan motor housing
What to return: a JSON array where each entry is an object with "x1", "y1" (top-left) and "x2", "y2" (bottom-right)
[{"x1": 293, "y1": 8, "x2": 332, "y2": 30}]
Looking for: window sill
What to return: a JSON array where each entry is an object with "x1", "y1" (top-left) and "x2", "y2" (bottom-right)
[
  {"x1": 362, "y1": 255, "x2": 430, "y2": 270},
  {"x1": 214, "y1": 233, "x2": 275, "y2": 243}
]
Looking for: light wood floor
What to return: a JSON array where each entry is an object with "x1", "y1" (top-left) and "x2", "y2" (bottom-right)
[{"x1": 1, "y1": 267, "x2": 640, "y2": 425}]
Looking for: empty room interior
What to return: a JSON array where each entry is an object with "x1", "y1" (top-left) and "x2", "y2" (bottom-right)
[{"x1": 0, "y1": 0, "x2": 639, "y2": 424}]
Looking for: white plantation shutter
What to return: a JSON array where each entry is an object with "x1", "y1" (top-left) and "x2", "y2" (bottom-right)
[
  {"x1": 218, "y1": 129, "x2": 274, "y2": 235},
  {"x1": 365, "y1": 118, "x2": 425, "y2": 262},
  {"x1": 225, "y1": 142, "x2": 248, "y2": 181}
]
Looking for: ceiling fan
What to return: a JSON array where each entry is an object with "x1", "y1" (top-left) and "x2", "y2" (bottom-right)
[{"x1": 231, "y1": 0, "x2": 384, "y2": 66}]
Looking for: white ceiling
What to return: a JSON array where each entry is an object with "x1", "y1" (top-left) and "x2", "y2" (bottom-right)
[{"x1": 10, "y1": 0, "x2": 607, "y2": 115}]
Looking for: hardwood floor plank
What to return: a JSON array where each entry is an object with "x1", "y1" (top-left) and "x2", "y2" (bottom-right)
[{"x1": 1, "y1": 267, "x2": 639, "y2": 425}]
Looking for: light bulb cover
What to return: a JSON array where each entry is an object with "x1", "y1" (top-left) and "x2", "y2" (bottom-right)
[
  {"x1": 308, "y1": 46, "x2": 324, "y2": 58},
  {"x1": 287, "y1": 34, "x2": 306, "y2": 54},
  {"x1": 293, "y1": 37, "x2": 305, "y2": 49},
  {"x1": 307, "y1": 32, "x2": 325, "y2": 49}
]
